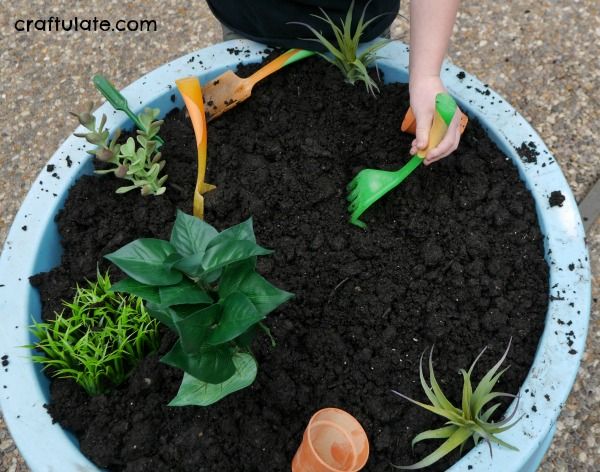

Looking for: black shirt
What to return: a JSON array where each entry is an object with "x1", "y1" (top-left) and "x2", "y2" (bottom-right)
[{"x1": 206, "y1": 1, "x2": 401, "y2": 50}]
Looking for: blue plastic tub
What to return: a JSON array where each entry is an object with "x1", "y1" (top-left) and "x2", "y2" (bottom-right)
[{"x1": 0, "y1": 40, "x2": 591, "y2": 471}]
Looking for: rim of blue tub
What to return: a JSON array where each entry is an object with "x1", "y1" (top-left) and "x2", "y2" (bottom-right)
[{"x1": 0, "y1": 40, "x2": 591, "y2": 472}]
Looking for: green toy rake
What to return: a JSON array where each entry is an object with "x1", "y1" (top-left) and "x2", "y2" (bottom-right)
[{"x1": 347, "y1": 92, "x2": 458, "y2": 228}]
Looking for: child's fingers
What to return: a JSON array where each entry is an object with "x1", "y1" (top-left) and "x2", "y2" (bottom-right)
[
  {"x1": 415, "y1": 112, "x2": 433, "y2": 151},
  {"x1": 425, "y1": 127, "x2": 461, "y2": 165},
  {"x1": 424, "y1": 114, "x2": 462, "y2": 164},
  {"x1": 424, "y1": 132, "x2": 455, "y2": 162}
]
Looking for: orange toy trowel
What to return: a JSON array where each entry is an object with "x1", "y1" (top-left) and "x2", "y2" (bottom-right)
[
  {"x1": 202, "y1": 49, "x2": 314, "y2": 122},
  {"x1": 175, "y1": 77, "x2": 216, "y2": 219}
]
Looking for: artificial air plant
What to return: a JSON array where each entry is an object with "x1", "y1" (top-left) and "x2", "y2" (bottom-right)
[
  {"x1": 291, "y1": 0, "x2": 390, "y2": 95},
  {"x1": 392, "y1": 340, "x2": 521, "y2": 469},
  {"x1": 106, "y1": 211, "x2": 293, "y2": 406}
]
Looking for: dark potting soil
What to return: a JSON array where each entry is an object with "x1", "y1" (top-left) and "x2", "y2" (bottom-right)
[
  {"x1": 549, "y1": 190, "x2": 565, "y2": 208},
  {"x1": 31, "y1": 53, "x2": 549, "y2": 472}
]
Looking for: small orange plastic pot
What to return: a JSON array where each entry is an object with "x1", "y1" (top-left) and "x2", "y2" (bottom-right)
[{"x1": 292, "y1": 408, "x2": 369, "y2": 472}]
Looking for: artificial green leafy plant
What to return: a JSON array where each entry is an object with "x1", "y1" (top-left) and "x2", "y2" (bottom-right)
[
  {"x1": 106, "y1": 211, "x2": 294, "y2": 406},
  {"x1": 391, "y1": 340, "x2": 521, "y2": 469},
  {"x1": 291, "y1": 0, "x2": 390, "y2": 95},
  {"x1": 29, "y1": 270, "x2": 159, "y2": 396},
  {"x1": 71, "y1": 102, "x2": 168, "y2": 196}
]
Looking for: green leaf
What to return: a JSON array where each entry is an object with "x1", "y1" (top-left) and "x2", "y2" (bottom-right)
[
  {"x1": 292, "y1": 22, "x2": 346, "y2": 63},
  {"x1": 139, "y1": 107, "x2": 160, "y2": 129},
  {"x1": 418, "y1": 352, "x2": 440, "y2": 408},
  {"x1": 355, "y1": 6, "x2": 390, "y2": 47},
  {"x1": 411, "y1": 425, "x2": 458, "y2": 448},
  {"x1": 170, "y1": 210, "x2": 218, "y2": 257},
  {"x1": 473, "y1": 391, "x2": 511, "y2": 418},
  {"x1": 174, "y1": 253, "x2": 206, "y2": 278},
  {"x1": 201, "y1": 267, "x2": 223, "y2": 284},
  {"x1": 219, "y1": 217, "x2": 256, "y2": 243},
  {"x1": 472, "y1": 425, "x2": 519, "y2": 451},
  {"x1": 147, "y1": 163, "x2": 160, "y2": 180},
  {"x1": 110, "y1": 277, "x2": 161, "y2": 304},
  {"x1": 202, "y1": 240, "x2": 272, "y2": 272},
  {"x1": 312, "y1": 9, "x2": 347, "y2": 58},
  {"x1": 460, "y1": 368, "x2": 473, "y2": 420},
  {"x1": 163, "y1": 252, "x2": 184, "y2": 270},
  {"x1": 136, "y1": 135, "x2": 148, "y2": 148},
  {"x1": 115, "y1": 184, "x2": 141, "y2": 194},
  {"x1": 350, "y1": 59, "x2": 379, "y2": 93},
  {"x1": 392, "y1": 427, "x2": 472, "y2": 470},
  {"x1": 105, "y1": 239, "x2": 183, "y2": 286},
  {"x1": 206, "y1": 292, "x2": 264, "y2": 345},
  {"x1": 218, "y1": 258, "x2": 256, "y2": 298},
  {"x1": 342, "y1": 2, "x2": 354, "y2": 54},
  {"x1": 472, "y1": 340, "x2": 512, "y2": 411},
  {"x1": 258, "y1": 322, "x2": 277, "y2": 347},
  {"x1": 160, "y1": 340, "x2": 235, "y2": 384},
  {"x1": 236, "y1": 271, "x2": 294, "y2": 317},
  {"x1": 392, "y1": 390, "x2": 463, "y2": 424},
  {"x1": 120, "y1": 137, "x2": 135, "y2": 157},
  {"x1": 145, "y1": 302, "x2": 183, "y2": 331},
  {"x1": 234, "y1": 325, "x2": 257, "y2": 349},
  {"x1": 168, "y1": 353, "x2": 257, "y2": 406},
  {"x1": 207, "y1": 218, "x2": 256, "y2": 248},
  {"x1": 357, "y1": 39, "x2": 390, "y2": 65},
  {"x1": 481, "y1": 341, "x2": 512, "y2": 384},
  {"x1": 428, "y1": 349, "x2": 459, "y2": 414},
  {"x1": 175, "y1": 304, "x2": 221, "y2": 353},
  {"x1": 146, "y1": 302, "x2": 213, "y2": 333},
  {"x1": 159, "y1": 278, "x2": 213, "y2": 306},
  {"x1": 479, "y1": 402, "x2": 502, "y2": 423},
  {"x1": 172, "y1": 303, "x2": 211, "y2": 318}
]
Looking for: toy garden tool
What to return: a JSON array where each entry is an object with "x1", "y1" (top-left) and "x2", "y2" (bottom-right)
[
  {"x1": 202, "y1": 49, "x2": 314, "y2": 122},
  {"x1": 175, "y1": 77, "x2": 216, "y2": 219},
  {"x1": 347, "y1": 92, "x2": 459, "y2": 228},
  {"x1": 401, "y1": 104, "x2": 468, "y2": 135},
  {"x1": 93, "y1": 75, "x2": 165, "y2": 145},
  {"x1": 292, "y1": 408, "x2": 369, "y2": 472}
]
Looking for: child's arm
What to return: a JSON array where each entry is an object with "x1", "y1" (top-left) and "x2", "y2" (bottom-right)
[{"x1": 408, "y1": 0, "x2": 461, "y2": 165}]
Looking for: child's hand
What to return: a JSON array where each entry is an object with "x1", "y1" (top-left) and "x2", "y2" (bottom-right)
[{"x1": 409, "y1": 75, "x2": 462, "y2": 165}]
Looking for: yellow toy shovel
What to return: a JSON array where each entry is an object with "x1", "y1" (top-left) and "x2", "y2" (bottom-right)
[{"x1": 175, "y1": 77, "x2": 216, "y2": 219}]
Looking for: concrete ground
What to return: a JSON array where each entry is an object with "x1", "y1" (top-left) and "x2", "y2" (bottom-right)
[{"x1": 0, "y1": 1, "x2": 598, "y2": 470}]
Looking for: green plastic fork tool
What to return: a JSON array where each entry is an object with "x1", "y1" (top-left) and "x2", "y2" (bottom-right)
[
  {"x1": 347, "y1": 92, "x2": 458, "y2": 228},
  {"x1": 93, "y1": 75, "x2": 165, "y2": 146}
]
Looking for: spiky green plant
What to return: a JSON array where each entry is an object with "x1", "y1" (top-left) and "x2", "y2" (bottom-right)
[
  {"x1": 28, "y1": 270, "x2": 159, "y2": 396},
  {"x1": 72, "y1": 103, "x2": 168, "y2": 196},
  {"x1": 290, "y1": 0, "x2": 390, "y2": 95},
  {"x1": 391, "y1": 340, "x2": 521, "y2": 469}
]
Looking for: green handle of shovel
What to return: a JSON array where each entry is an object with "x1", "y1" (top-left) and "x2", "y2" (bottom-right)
[
  {"x1": 93, "y1": 75, "x2": 165, "y2": 146},
  {"x1": 282, "y1": 49, "x2": 315, "y2": 66}
]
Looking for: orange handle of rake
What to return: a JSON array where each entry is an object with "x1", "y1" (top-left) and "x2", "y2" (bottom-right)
[
  {"x1": 175, "y1": 77, "x2": 216, "y2": 219},
  {"x1": 401, "y1": 106, "x2": 468, "y2": 135}
]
